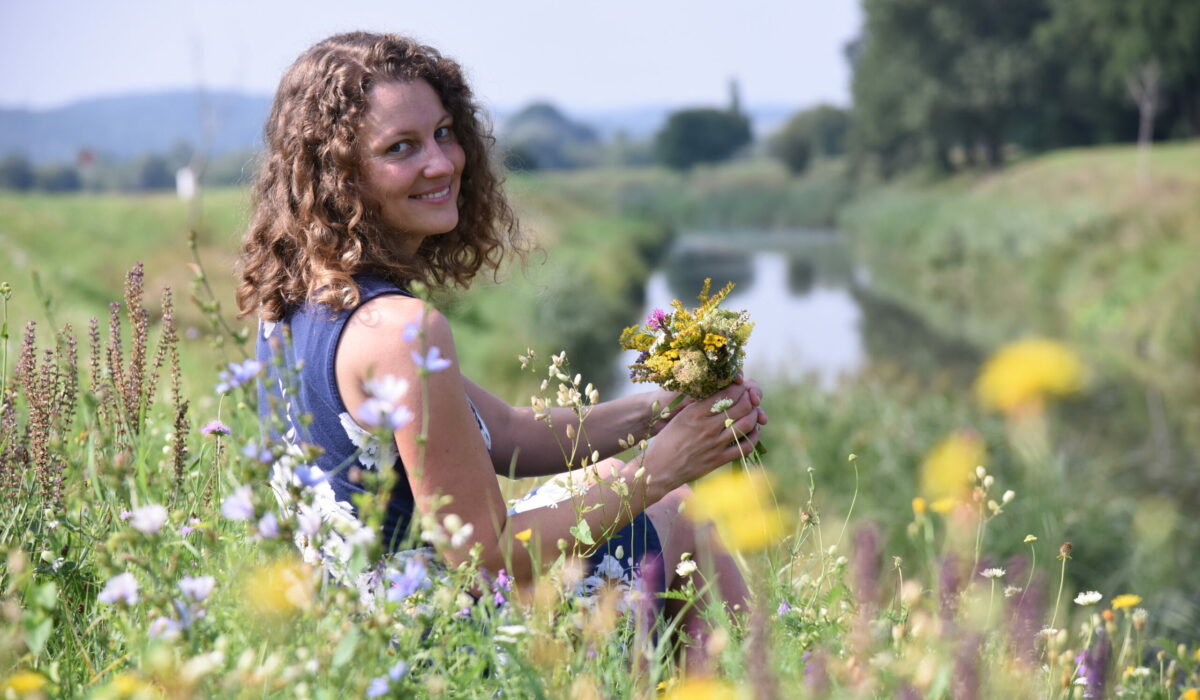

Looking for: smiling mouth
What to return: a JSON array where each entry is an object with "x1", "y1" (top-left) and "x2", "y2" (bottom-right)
[{"x1": 410, "y1": 186, "x2": 451, "y2": 201}]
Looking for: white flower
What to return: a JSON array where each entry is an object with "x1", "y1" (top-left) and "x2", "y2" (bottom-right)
[
  {"x1": 362, "y1": 374, "x2": 409, "y2": 406},
  {"x1": 1004, "y1": 586, "x2": 1023, "y2": 597},
  {"x1": 1074, "y1": 590, "x2": 1103, "y2": 606},
  {"x1": 981, "y1": 568, "x2": 1006, "y2": 579},
  {"x1": 178, "y1": 575, "x2": 216, "y2": 602},
  {"x1": 297, "y1": 504, "x2": 323, "y2": 537},
  {"x1": 496, "y1": 625, "x2": 527, "y2": 636},
  {"x1": 710, "y1": 398, "x2": 734, "y2": 414},
  {"x1": 449, "y1": 523, "x2": 475, "y2": 549},
  {"x1": 130, "y1": 504, "x2": 169, "y2": 534},
  {"x1": 676, "y1": 559, "x2": 698, "y2": 578},
  {"x1": 593, "y1": 554, "x2": 625, "y2": 580},
  {"x1": 1129, "y1": 666, "x2": 1151, "y2": 678},
  {"x1": 98, "y1": 572, "x2": 139, "y2": 606}
]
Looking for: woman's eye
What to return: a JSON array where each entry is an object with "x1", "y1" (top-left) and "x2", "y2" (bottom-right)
[
  {"x1": 435, "y1": 126, "x2": 454, "y2": 140},
  {"x1": 386, "y1": 141, "x2": 413, "y2": 155}
]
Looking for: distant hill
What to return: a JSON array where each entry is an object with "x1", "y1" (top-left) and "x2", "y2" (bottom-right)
[
  {"x1": 0, "y1": 90, "x2": 272, "y2": 164},
  {"x1": 0, "y1": 90, "x2": 806, "y2": 165}
]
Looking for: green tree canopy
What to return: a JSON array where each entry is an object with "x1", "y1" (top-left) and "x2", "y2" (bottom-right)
[
  {"x1": 0, "y1": 153, "x2": 35, "y2": 191},
  {"x1": 769, "y1": 105, "x2": 850, "y2": 174},
  {"x1": 654, "y1": 109, "x2": 752, "y2": 171}
]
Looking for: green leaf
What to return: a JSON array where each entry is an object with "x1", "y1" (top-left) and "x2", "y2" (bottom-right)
[
  {"x1": 26, "y1": 617, "x2": 52, "y2": 656},
  {"x1": 331, "y1": 627, "x2": 360, "y2": 669},
  {"x1": 569, "y1": 520, "x2": 595, "y2": 546},
  {"x1": 32, "y1": 582, "x2": 58, "y2": 611}
]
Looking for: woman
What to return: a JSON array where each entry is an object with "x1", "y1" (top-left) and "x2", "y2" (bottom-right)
[{"x1": 237, "y1": 32, "x2": 765, "y2": 623}]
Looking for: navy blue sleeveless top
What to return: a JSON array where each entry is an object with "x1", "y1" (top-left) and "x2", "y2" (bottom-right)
[{"x1": 256, "y1": 274, "x2": 422, "y2": 549}]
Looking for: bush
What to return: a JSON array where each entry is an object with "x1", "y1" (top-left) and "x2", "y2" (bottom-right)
[{"x1": 654, "y1": 108, "x2": 752, "y2": 171}]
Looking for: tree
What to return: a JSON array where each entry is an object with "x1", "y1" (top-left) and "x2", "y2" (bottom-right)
[
  {"x1": 36, "y1": 164, "x2": 82, "y2": 192},
  {"x1": 501, "y1": 102, "x2": 599, "y2": 170},
  {"x1": 136, "y1": 154, "x2": 175, "y2": 190},
  {"x1": 654, "y1": 109, "x2": 752, "y2": 171},
  {"x1": 0, "y1": 153, "x2": 35, "y2": 191},
  {"x1": 770, "y1": 105, "x2": 850, "y2": 174}
]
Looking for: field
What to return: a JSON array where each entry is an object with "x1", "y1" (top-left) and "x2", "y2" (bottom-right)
[{"x1": 2, "y1": 147, "x2": 1199, "y2": 698}]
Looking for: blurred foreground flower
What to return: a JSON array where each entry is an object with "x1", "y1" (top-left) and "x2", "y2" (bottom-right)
[
  {"x1": 662, "y1": 677, "x2": 741, "y2": 700},
  {"x1": 2, "y1": 671, "x2": 47, "y2": 694},
  {"x1": 919, "y1": 431, "x2": 984, "y2": 509},
  {"x1": 1111, "y1": 594, "x2": 1142, "y2": 610},
  {"x1": 686, "y1": 469, "x2": 786, "y2": 552},
  {"x1": 975, "y1": 338, "x2": 1083, "y2": 416},
  {"x1": 242, "y1": 558, "x2": 313, "y2": 618}
]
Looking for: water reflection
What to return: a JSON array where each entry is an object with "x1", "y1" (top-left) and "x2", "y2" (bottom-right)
[{"x1": 614, "y1": 232, "x2": 871, "y2": 395}]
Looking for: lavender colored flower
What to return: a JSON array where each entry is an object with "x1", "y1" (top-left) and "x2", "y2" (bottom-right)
[
  {"x1": 493, "y1": 590, "x2": 507, "y2": 606},
  {"x1": 356, "y1": 399, "x2": 414, "y2": 431},
  {"x1": 777, "y1": 599, "x2": 793, "y2": 616},
  {"x1": 646, "y1": 308, "x2": 668, "y2": 330},
  {"x1": 412, "y1": 346, "x2": 451, "y2": 372},
  {"x1": 494, "y1": 569, "x2": 512, "y2": 592},
  {"x1": 148, "y1": 616, "x2": 182, "y2": 640},
  {"x1": 179, "y1": 525, "x2": 195, "y2": 536},
  {"x1": 129, "y1": 504, "x2": 168, "y2": 534},
  {"x1": 402, "y1": 321, "x2": 420, "y2": 342},
  {"x1": 98, "y1": 572, "x2": 139, "y2": 606},
  {"x1": 387, "y1": 661, "x2": 409, "y2": 681},
  {"x1": 215, "y1": 359, "x2": 263, "y2": 393},
  {"x1": 256, "y1": 511, "x2": 279, "y2": 539},
  {"x1": 119, "y1": 510, "x2": 132, "y2": 521},
  {"x1": 294, "y1": 465, "x2": 329, "y2": 487},
  {"x1": 241, "y1": 441, "x2": 273, "y2": 464},
  {"x1": 179, "y1": 575, "x2": 216, "y2": 602},
  {"x1": 200, "y1": 420, "x2": 231, "y2": 437},
  {"x1": 365, "y1": 677, "x2": 390, "y2": 698},
  {"x1": 220, "y1": 485, "x2": 254, "y2": 521},
  {"x1": 386, "y1": 559, "x2": 430, "y2": 602}
]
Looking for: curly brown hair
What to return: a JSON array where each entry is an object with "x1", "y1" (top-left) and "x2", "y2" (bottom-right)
[{"x1": 237, "y1": 32, "x2": 521, "y2": 320}]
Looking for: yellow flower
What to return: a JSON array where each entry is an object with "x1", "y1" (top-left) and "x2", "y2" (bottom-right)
[
  {"x1": 929, "y1": 497, "x2": 957, "y2": 514},
  {"x1": 3, "y1": 671, "x2": 47, "y2": 693},
  {"x1": 514, "y1": 528, "x2": 533, "y2": 542},
  {"x1": 1180, "y1": 689, "x2": 1199, "y2": 700},
  {"x1": 920, "y1": 431, "x2": 984, "y2": 505},
  {"x1": 242, "y1": 557, "x2": 314, "y2": 618},
  {"x1": 109, "y1": 672, "x2": 157, "y2": 698},
  {"x1": 911, "y1": 497, "x2": 927, "y2": 517},
  {"x1": 702, "y1": 334, "x2": 727, "y2": 351},
  {"x1": 975, "y1": 338, "x2": 1083, "y2": 415},
  {"x1": 662, "y1": 678, "x2": 739, "y2": 700},
  {"x1": 687, "y1": 470, "x2": 787, "y2": 553},
  {"x1": 1111, "y1": 594, "x2": 1142, "y2": 610}
]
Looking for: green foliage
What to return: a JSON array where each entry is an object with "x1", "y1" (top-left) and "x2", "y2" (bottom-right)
[
  {"x1": 34, "y1": 164, "x2": 82, "y2": 193},
  {"x1": 0, "y1": 154, "x2": 35, "y2": 191},
  {"x1": 654, "y1": 108, "x2": 752, "y2": 171},
  {"x1": 769, "y1": 105, "x2": 850, "y2": 174},
  {"x1": 501, "y1": 102, "x2": 600, "y2": 170},
  {"x1": 848, "y1": 0, "x2": 1200, "y2": 176}
]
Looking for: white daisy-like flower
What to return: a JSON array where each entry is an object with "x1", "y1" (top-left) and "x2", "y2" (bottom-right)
[
  {"x1": 981, "y1": 568, "x2": 1006, "y2": 579},
  {"x1": 676, "y1": 559, "x2": 698, "y2": 578},
  {"x1": 1074, "y1": 590, "x2": 1103, "y2": 606}
]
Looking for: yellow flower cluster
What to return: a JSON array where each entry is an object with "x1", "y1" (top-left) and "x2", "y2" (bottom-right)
[
  {"x1": 620, "y1": 279, "x2": 755, "y2": 399},
  {"x1": 1111, "y1": 593, "x2": 1142, "y2": 610},
  {"x1": 975, "y1": 338, "x2": 1083, "y2": 416},
  {"x1": 686, "y1": 469, "x2": 787, "y2": 552}
]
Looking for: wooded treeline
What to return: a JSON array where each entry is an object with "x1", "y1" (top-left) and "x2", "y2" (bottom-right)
[{"x1": 846, "y1": 0, "x2": 1200, "y2": 175}]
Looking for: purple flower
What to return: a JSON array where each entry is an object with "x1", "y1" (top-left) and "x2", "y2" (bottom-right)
[
  {"x1": 294, "y1": 465, "x2": 329, "y2": 487},
  {"x1": 386, "y1": 559, "x2": 430, "y2": 602},
  {"x1": 215, "y1": 359, "x2": 263, "y2": 394},
  {"x1": 179, "y1": 575, "x2": 216, "y2": 602},
  {"x1": 646, "y1": 308, "x2": 668, "y2": 330},
  {"x1": 119, "y1": 510, "x2": 132, "y2": 521},
  {"x1": 201, "y1": 420, "x2": 231, "y2": 437},
  {"x1": 366, "y1": 677, "x2": 390, "y2": 698},
  {"x1": 98, "y1": 572, "x2": 139, "y2": 606},
  {"x1": 220, "y1": 485, "x2": 254, "y2": 521},
  {"x1": 148, "y1": 616, "x2": 182, "y2": 640},
  {"x1": 411, "y1": 346, "x2": 451, "y2": 373},
  {"x1": 256, "y1": 511, "x2": 279, "y2": 539},
  {"x1": 493, "y1": 590, "x2": 507, "y2": 606},
  {"x1": 241, "y1": 441, "x2": 273, "y2": 464},
  {"x1": 179, "y1": 525, "x2": 194, "y2": 536},
  {"x1": 129, "y1": 504, "x2": 168, "y2": 534},
  {"x1": 402, "y1": 322, "x2": 420, "y2": 342},
  {"x1": 494, "y1": 569, "x2": 512, "y2": 592},
  {"x1": 777, "y1": 599, "x2": 793, "y2": 616},
  {"x1": 388, "y1": 661, "x2": 409, "y2": 681},
  {"x1": 356, "y1": 399, "x2": 414, "y2": 431}
]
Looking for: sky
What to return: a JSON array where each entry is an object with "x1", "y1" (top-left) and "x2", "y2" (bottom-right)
[{"x1": 0, "y1": 0, "x2": 861, "y2": 113}]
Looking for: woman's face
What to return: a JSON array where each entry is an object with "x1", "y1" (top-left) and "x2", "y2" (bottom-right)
[{"x1": 358, "y1": 79, "x2": 466, "y2": 254}]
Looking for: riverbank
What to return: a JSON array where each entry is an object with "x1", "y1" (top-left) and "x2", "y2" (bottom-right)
[{"x1": 839, "y1": 142, "x2": 1200, "y2": 447}]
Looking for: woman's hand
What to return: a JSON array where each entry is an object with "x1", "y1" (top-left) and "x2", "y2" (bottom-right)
[{"x1": 639, "y1": 382, "x2": 763, "y2": 497}]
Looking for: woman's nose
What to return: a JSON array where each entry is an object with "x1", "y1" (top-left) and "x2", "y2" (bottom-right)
[{"x1": 422, "y1": 143, "x2": 455, "y2": 178}]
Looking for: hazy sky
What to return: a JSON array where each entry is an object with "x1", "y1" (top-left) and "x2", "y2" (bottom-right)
[{"x1": 0, "y1": 0, "x2": 860, "y2": 112}]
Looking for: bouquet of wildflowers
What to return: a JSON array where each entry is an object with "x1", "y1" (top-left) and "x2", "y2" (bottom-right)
[{"x1": 620, "y1": 278, "x2": 754, "y2": 399}]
